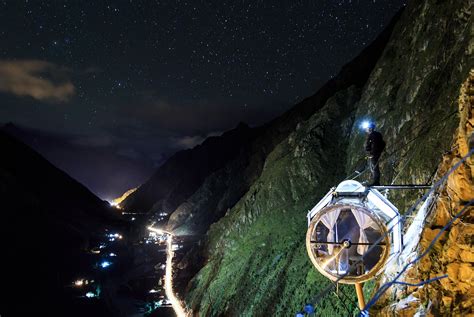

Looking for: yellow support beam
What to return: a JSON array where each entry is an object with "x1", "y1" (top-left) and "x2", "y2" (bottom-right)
[{"x1": 355, "y1": 283, "x2": 366, "y2": 311}]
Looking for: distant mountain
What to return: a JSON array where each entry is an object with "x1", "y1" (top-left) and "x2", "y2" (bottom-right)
[
  {"x1": 2, "y1": 122, "x2": 155, "y2": 199},
  {"x1": 121, "y1": 122, "x2": 259, "y2": 216},
  {"x1": 0, "y1": 131, "x2": 123, "y2": 314}
]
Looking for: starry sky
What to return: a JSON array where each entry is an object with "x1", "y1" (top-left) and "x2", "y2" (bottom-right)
[{"x1": 0, "y1": 0, "x2": 406, "y2": 199}]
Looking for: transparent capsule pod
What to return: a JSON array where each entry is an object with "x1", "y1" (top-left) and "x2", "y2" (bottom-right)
[
  {"x1": 306, "y1": 204, "x2": 389, "y2": 283},
  {"x1": 306, "y1": 180, "x2": 402, "y2": 284}
]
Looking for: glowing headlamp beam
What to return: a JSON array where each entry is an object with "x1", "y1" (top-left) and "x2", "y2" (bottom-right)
[{"x1": 360, "y1": 121, "x2": 370, "y2": 130}]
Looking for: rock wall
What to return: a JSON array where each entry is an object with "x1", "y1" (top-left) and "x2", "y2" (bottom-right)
[
  {"x1": 184, "y1": 0, "x2": 473, "y2": 316},
  {"x1": 186, "y1": 86, "x2": 362, "y2": 316},
  {"x1": 376, "y1": 70, "x2": 474, "y2": 316},
  {"x1": 347, "y1": 0, "x2": 473, "y2": 211}
]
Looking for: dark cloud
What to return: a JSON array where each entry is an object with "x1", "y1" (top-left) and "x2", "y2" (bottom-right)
[{"x1": 0, "y1": 60, "x2": 75, "y2": 102}]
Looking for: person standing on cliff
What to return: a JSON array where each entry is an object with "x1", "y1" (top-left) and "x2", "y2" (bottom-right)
[{"x1": 363, "y1": 121, "x2": 385, "y2": 186}]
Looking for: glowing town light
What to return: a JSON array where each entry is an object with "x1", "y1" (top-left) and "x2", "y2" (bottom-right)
[
  {"x1": 85, "y1": 292, "x2": 96, "y2": 298},
  {"x1": 74, "y1": 279, "x2": 84, "y2": 287},
  {"x1": 147, "y1": 226, "x2": 187, "y2": 317},
  {"x1": 171, "y1": 244, "x2": 180, "y2": 251},
  {"x1": 147, "y1": 226, "x2": 169, "y2": 235},
  {"x1": 149, "y1": 289, "x2": 159, "y2": 293},
  {"x1": 100, "y1": 261, "x2": 112, "y2": 268},
  {"x1": 109, "y1": 253, "x2": 117, "y2": 257}
]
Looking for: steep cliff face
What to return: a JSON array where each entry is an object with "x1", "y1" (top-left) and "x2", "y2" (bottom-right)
[
  {"x1": 121, "y1": 123, "x2": 258, "y2": 215},
  {"x1": 186, "y1": 87, "x2": 362, "y2": 316},
  {"x1": 375, "y1": 70, "x2": 474, "y2": 316},
  {"x1": 347, "y1": 0, "x2": 473, "y2": 212},
  {"x1": 184, "y1": 1, "x2": 473, "y2": 316},
  {"x1": 126, "y1": 9, "x2": 398, "y2": 237}
]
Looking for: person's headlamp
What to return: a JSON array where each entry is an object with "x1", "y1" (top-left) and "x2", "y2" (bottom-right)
[{"x1": 360, "y1": 120, "x2": 372, "y2": 130}]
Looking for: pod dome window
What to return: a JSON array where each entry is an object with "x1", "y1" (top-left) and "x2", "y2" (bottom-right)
[
  {"x1": 306, "y1": 204, "x2": 389, "y2": 283},
  {"x1": 306, "y1": 180, "x2": 402, "y2": 284}
]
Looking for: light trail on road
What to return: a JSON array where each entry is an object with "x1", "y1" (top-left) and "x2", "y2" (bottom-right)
[
  {"x1": 165, "y1": 234, "x2": 187, "y2": 317},
  {"x1": 148, "y1": 226, "x2": 187, "y2": 317}
]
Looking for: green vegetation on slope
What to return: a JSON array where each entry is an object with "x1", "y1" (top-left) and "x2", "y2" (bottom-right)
[
  {"x1": 185, "y1": 1, "x2": 473, "y2": 315},
  {"x1": 187, "y1": 89, "x2": 361, "y2": 315}
]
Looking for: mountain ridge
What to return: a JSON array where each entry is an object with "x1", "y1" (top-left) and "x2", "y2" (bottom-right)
[
  {"x1": 0, "y1": 130, "x2": 124, "y2": 314},
  {"x1": 122, "y1": 9, "x2": 403, "y2": 237},
  {"x1": 182, "y1": 0, "x2": 472, "y2": 315}
]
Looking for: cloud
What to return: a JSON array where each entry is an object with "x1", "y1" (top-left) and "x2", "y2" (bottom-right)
[
  {"x1": 175, "y1": 135, "x2": 205, "y2": 148},
  {"x1": 0, "y1": 60, "x2": 75, "y2": 102},
  {"x1": 172, "y1": 131, "x2": 222, "y2": 149}
]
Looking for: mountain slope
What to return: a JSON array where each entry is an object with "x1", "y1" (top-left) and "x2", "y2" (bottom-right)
[
  {"x1": 0, "y1": 131, "x2": 122, "y2": 314},
  {"x1": 185, "y1": 0, "x2": 473, "y2": 315},
  {"x1": 121, "y1": 122, "x2": 259, "y2": 215},
  {"x1": 347, "y1": 0, "x2": 474, "y2": 211},
  {"x1": 375, "y1": 70, "x2": 474, "y2": 316},
  {"x1": 125, "y1": 9, "x2": 400, "y2": 239},
  {"x1": 2, "y1": 122, "x2": 154, "y2": 199}
]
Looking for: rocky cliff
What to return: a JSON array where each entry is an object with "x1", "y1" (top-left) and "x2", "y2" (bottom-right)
[
  {"x1": 124, "y1": 7, "x2": 398, "y2": 238},
  {"x1": 121, "y1": 122, "x2": 259, "y2": 216},
  {"x1": 183, "y1": 0, "x2": 473, "y2": 316},
  {"x1": 375, "y1": 70, "x2": 474, "y2": 317},
  {"x1": 125, "y1": 0, "x2": 473, "y2": 315}
]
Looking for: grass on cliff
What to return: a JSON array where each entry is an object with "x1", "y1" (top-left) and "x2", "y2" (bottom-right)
[
  {"x1": 186, "y1": 97, "x2": 361, "y2": 316},
  {"x1": 190, "y1": 202, "x2": 359, "y2": 316}
]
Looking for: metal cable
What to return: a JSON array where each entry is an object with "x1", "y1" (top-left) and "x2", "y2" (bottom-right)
[
  {"x1": 333, "y1": 289, "x2": 356, "y2": 316},
  {"x1": 306, "y1": 16, "x2": 473, "y2": 313},
  {"x1": 391, "y1": 274, "x2": 447, "y2": 287},
  {"x1": 300, "y1": 148, "x2": 473, "y2": 315},
  {"x1": 363, "y1": 199, "x2": 474, "y2": 313}
]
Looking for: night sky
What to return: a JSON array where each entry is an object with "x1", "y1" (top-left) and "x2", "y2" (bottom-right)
[{"x1": 0, "y1": 0, "x2": 406, "y2": 199}]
